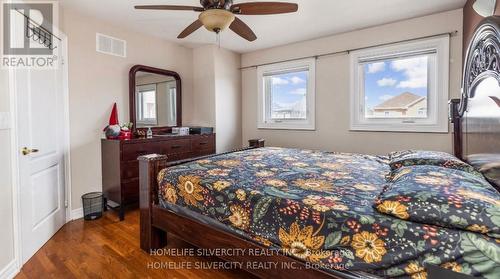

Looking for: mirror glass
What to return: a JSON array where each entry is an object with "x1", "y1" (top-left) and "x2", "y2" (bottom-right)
[
  {"x1": 473, "y1": 0, "x2": 497, "y2": 17},
  {"x1": 135, "y1": 72, "x2": 177, "y2": 128},
  {"x1": 464, "y1": 77, "x2": 500, "y2": 188}
]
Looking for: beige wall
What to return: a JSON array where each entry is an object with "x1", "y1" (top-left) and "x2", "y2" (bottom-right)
[
  {"x1": 189, "y1": 46, "x2": 216, "y2": 128},
  {"x1": 61, "y1": 8, "x2": 195, "y2": 210},
  {"x1": 241, "y1": 9, "x2": 463, "y2": 155},
  {"x1": 215, "y1": 47, "x2": 242, "y2": 152},
  {"x1": 0, "y1": 69, "x2": 15, "y2": 273},
  {"x1": 190, "y1": 45, "x2": 242, "y2": 152}
]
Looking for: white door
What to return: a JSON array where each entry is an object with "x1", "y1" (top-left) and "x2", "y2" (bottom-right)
[{"x1": 10, "y1": 26, "x2": 68, "y2": 266}]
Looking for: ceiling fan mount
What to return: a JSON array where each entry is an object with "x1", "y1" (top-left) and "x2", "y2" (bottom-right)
[
  {"x1": 200, "y1": 0, "x2": 234, "y2": 10},
  {"x1": 134, "y1": 1, "x2": 298, "y2": 42}
]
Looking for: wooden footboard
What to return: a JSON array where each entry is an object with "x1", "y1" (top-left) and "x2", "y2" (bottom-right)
[
  {"x1": 138, "y1": 139, "x2": 354, "y2": 279},
  {"x1": 138, "y1": 139, "x2": 266, "y2": 251},
  {"x1": 138, "y1": 153, "x2": 168, "y2": 251}
]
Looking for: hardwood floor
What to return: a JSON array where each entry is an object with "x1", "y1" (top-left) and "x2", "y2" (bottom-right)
[{"x1": 16, "y1": 210, "x2": 256, "y2": 279}]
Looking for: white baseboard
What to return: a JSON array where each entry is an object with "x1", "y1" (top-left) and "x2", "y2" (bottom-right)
[
  {"x1": 71, "y1": 207, "x2": 83, "y2": 220},
  {"x1": 0, "y1": 259, "x2": 19, "y2": 279}
]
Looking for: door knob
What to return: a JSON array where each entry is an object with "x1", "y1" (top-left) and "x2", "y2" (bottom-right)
[{"x1": 22, "y1": 147, "x2": 39, "y2": 155}]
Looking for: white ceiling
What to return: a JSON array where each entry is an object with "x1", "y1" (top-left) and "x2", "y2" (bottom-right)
[{"x1": 59, "y1": 0, "x2": 466, "y2": 53}]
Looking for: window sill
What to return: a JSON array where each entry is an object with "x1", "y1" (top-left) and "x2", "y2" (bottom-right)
[
  {"x1": 349, "y1": 123, "x2": 449, "y2": 133},
  {"x1": 258, "y1": 123, "x2": 316, "y2": 131}
]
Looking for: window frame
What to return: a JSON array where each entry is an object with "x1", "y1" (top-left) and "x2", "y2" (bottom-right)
[
  {"x1": 257, "y1": 58, "x2": 316, "y2": 130},
  {"x1": 136, "y1": 84, "x2": 158, "y2": 126},
  {"x1": 350, "y1": 36, "x2": 450, "y2": 133}
]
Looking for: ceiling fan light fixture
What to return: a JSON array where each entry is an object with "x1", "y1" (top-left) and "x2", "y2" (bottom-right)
[
  {"x1": 198, "y1": 9, "x2": 235, "y2": 33},
  {"x1": 136, "y1": 1, "x2": 299, "y2": 41}
]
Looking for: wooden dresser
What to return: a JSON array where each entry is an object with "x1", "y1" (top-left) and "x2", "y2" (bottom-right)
[{"x1": 101, "y1": 134, "x2": 215, "y2": 220}]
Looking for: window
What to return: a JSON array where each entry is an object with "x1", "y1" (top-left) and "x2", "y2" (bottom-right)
[
  {"x1": 350, "y1": 36, "x2": 449, "y2": 132},
  {"x1": 136, "y1": 84, "x2": 158, "y2": 125},
  {"x1": 257, "y1": 58, "x2": 315, "y2": 130}
]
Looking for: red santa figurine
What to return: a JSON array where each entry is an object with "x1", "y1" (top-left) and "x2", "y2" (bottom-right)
[{"x1": 104, "y1": 103, "x2": 121, "y2": 139}]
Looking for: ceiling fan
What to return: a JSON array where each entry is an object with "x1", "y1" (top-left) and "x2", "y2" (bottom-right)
[{"x1": 135, "y1": 0, "x2": 299, "y2": 42}]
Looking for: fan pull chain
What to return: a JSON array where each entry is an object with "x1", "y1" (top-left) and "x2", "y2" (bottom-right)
[{"x1": 216, "y1": 32, "x2": 221, "y2": 49}]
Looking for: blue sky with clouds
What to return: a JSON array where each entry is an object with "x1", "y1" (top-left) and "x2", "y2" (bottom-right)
[
  {"x1": 364, "y1": 56, "x2": 429, "y2": 109},
  {"x1": 268, "y1": 71, "x2": 308, "y2": 109}
]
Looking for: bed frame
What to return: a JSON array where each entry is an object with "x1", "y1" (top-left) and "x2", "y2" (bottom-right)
[
  {"x1": 138, "y1": 16, "x2": 500, "y2": 279},
  {"x1": 450, "y1": 16, "x2": 500, "y2": 189}
]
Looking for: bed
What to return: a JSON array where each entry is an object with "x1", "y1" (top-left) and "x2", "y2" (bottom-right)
[{"x1": 138, "y1": 17, "x2": 500, "y2": 279}]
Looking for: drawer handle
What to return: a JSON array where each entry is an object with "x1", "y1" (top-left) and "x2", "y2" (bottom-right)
[
  {"x1": 171, "y1": 145, "x2": 182, "y2": 149},
  {"x1": 199, "y1": 142, "x2": 208, "y2": 145}
]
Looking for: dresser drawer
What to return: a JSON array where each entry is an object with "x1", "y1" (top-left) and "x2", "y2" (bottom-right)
[
  {"x1": 121, "y1": 161, "x2": 139, "y2": 180},
  {"x1": 166, "y1": 153, "x2": 182, "y2": 162},
  {"x1": 191, "y1": 135, "x2": 215, "y2": 151},
  {"x1": 122, "y1": 142, "x2": 158, "y2": 161},
  {"x1": 197, "y1": 149, "x2": 216, "y2": 157},
  {"x1": 166, "y1": 152, "x2": 201, "y2": 162},
  {"x1": 162, "y1": 139, "x2": 191, "y2": 154},
  {"x1": 121, "y1": 179, "x2": 139, "y2": 203}
]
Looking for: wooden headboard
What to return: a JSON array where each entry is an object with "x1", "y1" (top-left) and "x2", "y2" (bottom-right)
[{"x1": 453, "y1": 16, "x2": 500, "y2": 188}]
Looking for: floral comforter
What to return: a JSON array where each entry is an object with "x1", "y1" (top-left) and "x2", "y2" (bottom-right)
[{"x1": 157, "y1": 147, "x2": 500, "y2": 278}]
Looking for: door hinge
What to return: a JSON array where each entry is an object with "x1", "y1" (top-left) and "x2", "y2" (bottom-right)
[{"x1": 64, "y1": 200, "x2": 68, "y2": 208}]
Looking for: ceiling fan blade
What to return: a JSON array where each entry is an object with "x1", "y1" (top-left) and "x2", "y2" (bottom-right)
[
  {"x1": 177, "y1": 19, "x2": 203, "y2": 39},
  {"x1": 134, "y1": 5, "x2": 204, "y2": 12},
  {"x1": 231, "y1": 2, "x2": 298, "y2": 15},
  {"x1": 229, "y1": 17, "x2": 257, "y2": 41}
]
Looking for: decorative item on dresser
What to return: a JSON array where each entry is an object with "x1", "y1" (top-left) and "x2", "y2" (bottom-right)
[{"x1": 101, "y1": 134, "x2": 215, "y2": 220}]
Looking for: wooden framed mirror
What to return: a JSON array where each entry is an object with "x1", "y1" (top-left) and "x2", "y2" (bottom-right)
[{"x1": 129, "y1": 65, "x2": 182, "y2": 133}]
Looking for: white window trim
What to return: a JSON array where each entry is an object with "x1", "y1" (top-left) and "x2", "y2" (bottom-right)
[
  {"x1": 350, "y1": 35, "x2": 450, "y2": 133},
  {"x1": 257, "y1": 58, "x2": 316, "y2": 130}
]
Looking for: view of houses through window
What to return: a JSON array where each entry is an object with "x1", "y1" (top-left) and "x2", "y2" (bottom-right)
[{"x1": 364, "y1": 55, "x2": 429, "y2": 119}]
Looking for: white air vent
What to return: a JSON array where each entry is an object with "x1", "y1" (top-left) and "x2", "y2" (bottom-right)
[{"x1": 96, "y1": 33, "x2": 126, "y2": 58}]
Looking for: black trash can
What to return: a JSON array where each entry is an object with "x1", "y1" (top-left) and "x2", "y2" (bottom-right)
[{"x1": 82, "y1": 192, "x2": 104, "y2": 220}]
